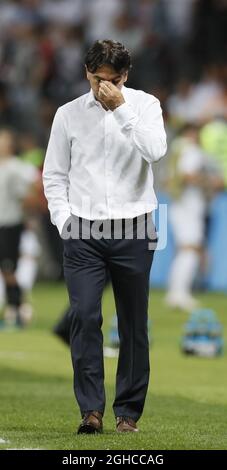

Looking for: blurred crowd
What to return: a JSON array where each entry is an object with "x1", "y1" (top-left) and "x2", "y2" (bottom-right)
[
  {"x1": 1, "y1": 0, "x2": 227, "y2": 135},
  {"x1": 0, "y1": 0, "x2": 227, "y2": 325}
]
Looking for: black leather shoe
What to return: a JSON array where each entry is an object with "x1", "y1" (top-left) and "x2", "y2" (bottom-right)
[{"x1": 77, "y1": 411, "x2": 103, "y2": 434}]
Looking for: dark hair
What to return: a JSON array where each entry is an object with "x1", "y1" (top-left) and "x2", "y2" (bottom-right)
[{"x1": 85, "y1": 39, "x2": 132, "y2": 74}]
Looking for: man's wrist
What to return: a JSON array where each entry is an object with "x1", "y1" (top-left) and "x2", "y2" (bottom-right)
[{"x1": 110, "y1": 98, "x2": 125, "y2": 111}]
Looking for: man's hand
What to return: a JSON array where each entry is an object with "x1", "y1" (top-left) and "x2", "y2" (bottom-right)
[{"x1": 98, "y1": 81, "x2": 125, "y2": 111}]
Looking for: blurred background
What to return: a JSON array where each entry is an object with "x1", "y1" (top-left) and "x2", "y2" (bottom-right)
[
  {"x1": 1, "y1": 0, "x2": 227, "y2": 291},
  {"x1": 0, "y1": 0, "x2": 227, "y2": 450}
]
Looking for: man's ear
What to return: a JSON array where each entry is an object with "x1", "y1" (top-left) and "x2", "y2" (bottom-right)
[
  {"x1": 123, "y1": 72, "x2": 128, "y2": 83},
  {"x1": 85, "y1": 65, "x2": 90, "y2": 80}
]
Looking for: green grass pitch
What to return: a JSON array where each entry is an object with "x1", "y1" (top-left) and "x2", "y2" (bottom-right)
[{"x1": 0, "y1": 282, "x2": 227, "y2": 450}]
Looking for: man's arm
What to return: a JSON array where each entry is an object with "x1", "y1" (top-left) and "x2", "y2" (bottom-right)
[
  {"x1": 42, "y1": 108, "x2": 71, "y2": 236},
  {"x1": 98, "y1": 82, "x2": 167, "y2": 164},
  {"x1": 113, "y1": 97, "x2": 167, "y2": 164}
]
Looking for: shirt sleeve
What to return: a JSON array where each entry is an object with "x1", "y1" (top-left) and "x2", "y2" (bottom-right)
[
  {"x1": 112, "y1": 95, "x2": 167, "y2": 164},
  {"x1": 42, "y1": 107, "x2": 71, "y2": 236}
]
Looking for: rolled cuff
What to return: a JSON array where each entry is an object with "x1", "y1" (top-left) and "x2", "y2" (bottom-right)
[{"x1": 113, "y1": 102, "x2": 139, "y2": 128}]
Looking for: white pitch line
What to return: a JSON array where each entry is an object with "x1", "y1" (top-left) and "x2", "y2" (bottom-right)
[{"x1": 104, "y1": 346, "x2": 119, "y2": 358}]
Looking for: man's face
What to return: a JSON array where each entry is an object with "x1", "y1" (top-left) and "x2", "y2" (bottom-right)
[{"x1": 85, "y1": 64, "x2": 128, "y2": 101}]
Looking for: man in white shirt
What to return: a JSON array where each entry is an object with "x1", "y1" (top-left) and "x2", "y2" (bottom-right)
[
  {"x1": 165, "y1": 124, "x2": 221, "y2": 311},
  {"x1": 0, "y1": 128, "x2": 38, "y2": 326},
  {"x1": 43, "y1": 39, "x2": 167, "y2": 434}
]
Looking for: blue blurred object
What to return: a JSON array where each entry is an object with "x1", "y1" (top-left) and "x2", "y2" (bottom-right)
[
  {"x1": 205, "y1": 192, "x2": 227, "y2": 292},
  {"x1": 149, "y1": 192, "x2": 175, "y2": 288},
  {"x1": 109, "y1": 314, "x2": 152, "y2": 348},
  {"x1": 150, "y1": 191, "x2": 227, "y2": 292},
  {"x1": 181, "y1": 309, "x2": 224, "y2": 357},
  {"x1": 109, "y1": 315, "x2": 119, "y2": 348}
]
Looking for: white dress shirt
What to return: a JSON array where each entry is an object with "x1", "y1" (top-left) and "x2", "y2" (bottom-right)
[{"x1": 43, "y1": 85, "x2": 167, "y2": 235}]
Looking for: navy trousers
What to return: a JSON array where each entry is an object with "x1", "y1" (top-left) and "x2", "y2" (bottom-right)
[{"x1": 63, "y1": 215, "x2": 156, "y2": 422}]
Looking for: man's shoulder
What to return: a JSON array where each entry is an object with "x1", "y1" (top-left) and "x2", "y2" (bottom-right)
[
  {"x1": 58, "y1": 92, "x2": 90, "y2": 115},
  {"x1": 124, "y1": 86, "x2": 158, "y2": 104}
]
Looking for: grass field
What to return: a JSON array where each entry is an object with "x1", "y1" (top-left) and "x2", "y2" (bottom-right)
[{"x1": 0, "y1": 282, "x2": 227, "y2": 450}]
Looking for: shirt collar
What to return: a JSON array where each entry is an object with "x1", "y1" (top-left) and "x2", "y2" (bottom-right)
[{"x1": 86, "y1": 85, "x2": 128, "y2": 108}]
